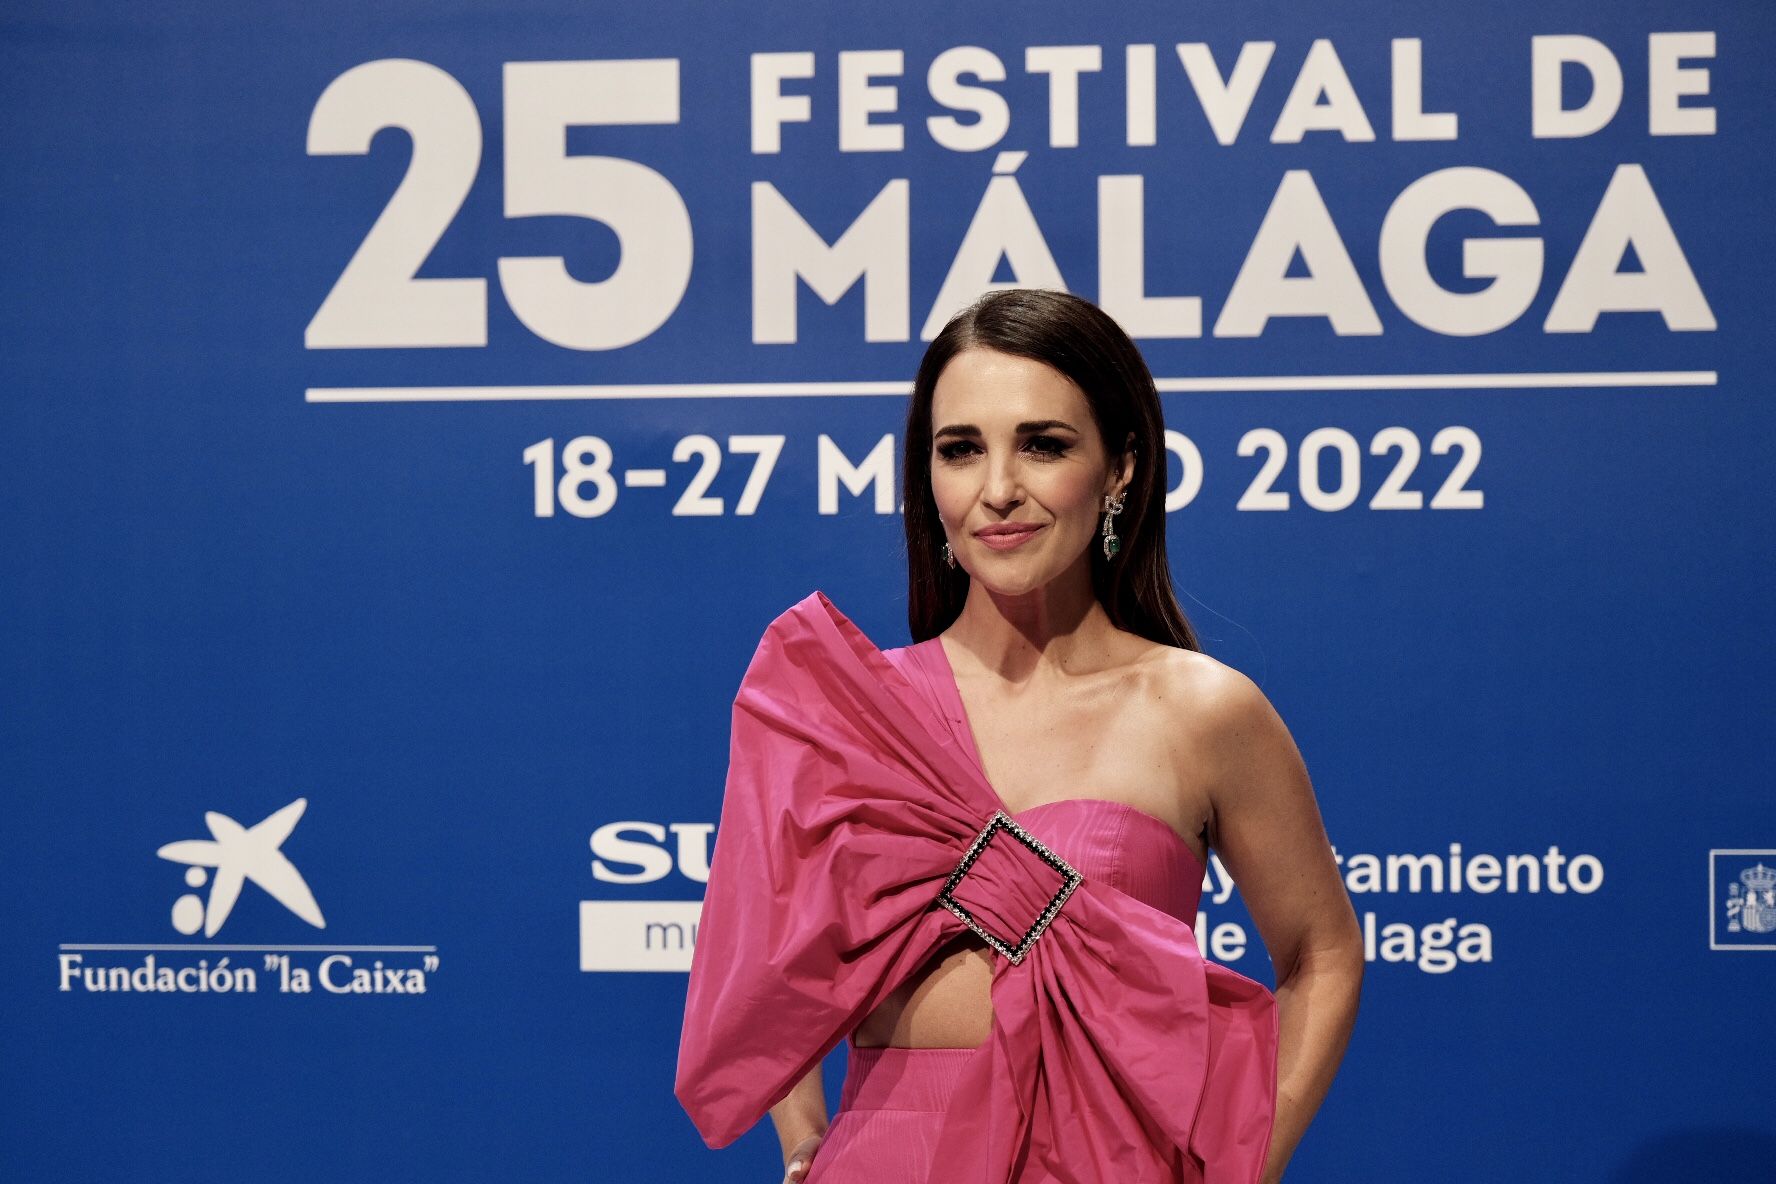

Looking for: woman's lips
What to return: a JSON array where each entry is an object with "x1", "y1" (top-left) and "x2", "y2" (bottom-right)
[{"x1": 973, "y1": 524, "x2": 1044, "y2": 551}]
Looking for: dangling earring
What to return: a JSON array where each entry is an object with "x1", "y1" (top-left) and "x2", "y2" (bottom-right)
[
  {"x1": 941, "y1": 541, "x2": 957, "y2": 569},
  {"x1": 1101, "y1": 492, "x2": 1124, "y2": 559}
]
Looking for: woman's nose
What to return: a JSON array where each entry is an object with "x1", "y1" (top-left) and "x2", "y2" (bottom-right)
[{"x1": 981, "y1": 454, "x2": 1023, "y2": 508}]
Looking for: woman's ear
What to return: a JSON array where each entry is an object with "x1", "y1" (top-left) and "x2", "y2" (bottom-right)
[{"x1": 1112, "y1": 432, "x2": 1137, "y2": 498}]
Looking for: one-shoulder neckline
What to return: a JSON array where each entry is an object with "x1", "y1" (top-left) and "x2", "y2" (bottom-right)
[{"x1": 919, "y1": 633, "x2": 1207, "y2": 874}]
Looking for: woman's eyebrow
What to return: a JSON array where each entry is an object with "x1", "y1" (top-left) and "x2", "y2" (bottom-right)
[{"x1": 933, "y1": 419, "x2": 1080, "y2": 440}]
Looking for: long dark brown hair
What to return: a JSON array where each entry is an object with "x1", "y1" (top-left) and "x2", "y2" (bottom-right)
[{"x1": 902, "y1": 288, "x2": 1201, "y2": 651}]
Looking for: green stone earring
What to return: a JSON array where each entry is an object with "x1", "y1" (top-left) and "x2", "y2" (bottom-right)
[{"x1": 1101, "y1": 493, "x2": 1124, "y2": 559}]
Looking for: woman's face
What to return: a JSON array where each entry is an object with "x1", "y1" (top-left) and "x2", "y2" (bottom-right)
[{"x1": 929, "y1": 347, "x2": 1132, "y2": 596}]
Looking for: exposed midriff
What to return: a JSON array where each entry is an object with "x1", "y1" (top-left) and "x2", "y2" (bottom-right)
[{"x1": 851, "y1": 932, "x2": 999, "y2": 1049}]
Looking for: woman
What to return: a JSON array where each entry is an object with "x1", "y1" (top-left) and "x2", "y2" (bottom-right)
[{"x1": 676, "y1": 289, "x2": 1363, "y2": 1184}]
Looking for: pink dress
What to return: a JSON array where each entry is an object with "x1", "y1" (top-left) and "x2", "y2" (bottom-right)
[{"x1": 675, "y1": 591, "x2": 1280, "y2": 1183}]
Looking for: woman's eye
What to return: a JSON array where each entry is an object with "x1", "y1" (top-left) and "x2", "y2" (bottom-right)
[{"x1": 936, "y1": 437, "x2": 1069, "y2": 462}]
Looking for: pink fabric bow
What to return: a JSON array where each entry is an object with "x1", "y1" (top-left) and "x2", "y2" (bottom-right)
[{"x1": 676, "y1": 591, "x2": 1279, "y2": 1182}]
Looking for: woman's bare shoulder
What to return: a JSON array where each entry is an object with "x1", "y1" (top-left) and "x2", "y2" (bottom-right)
[{"x1": 1144, "y1": 642, "x2": 1282, "y2": 753}]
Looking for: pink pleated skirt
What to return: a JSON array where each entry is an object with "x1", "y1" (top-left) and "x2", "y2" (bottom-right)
[{"x1": 801, "y1": 1044, "x2": 977, "y2": 1183}]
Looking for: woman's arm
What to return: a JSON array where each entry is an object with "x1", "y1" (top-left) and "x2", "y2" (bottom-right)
[
  {"x1": 1194, "y1": 663, "x2": 1365, "y2": 1184},
  {"x1": 769, "y1": 1063, "x2": 828, "y2": 1180}
]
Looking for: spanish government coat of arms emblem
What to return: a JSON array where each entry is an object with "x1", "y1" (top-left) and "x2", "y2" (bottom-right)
[{"x1": 1711, "y1": 851, "x2": 1776, "y2": 950}]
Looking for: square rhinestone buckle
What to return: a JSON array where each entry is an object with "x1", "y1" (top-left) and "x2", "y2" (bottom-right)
[{"x1": 935, "y1": 810, "x2": 1083, "y2": 965}]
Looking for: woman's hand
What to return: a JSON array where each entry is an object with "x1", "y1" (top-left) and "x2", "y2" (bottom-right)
[{"x1": 780, "y1": 1130, "x2": 825, "y2": 1183}]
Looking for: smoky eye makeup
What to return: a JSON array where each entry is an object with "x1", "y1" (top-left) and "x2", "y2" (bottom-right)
[{"x1": 934, "y1": 433, "x2": 1075, "y2": 462}]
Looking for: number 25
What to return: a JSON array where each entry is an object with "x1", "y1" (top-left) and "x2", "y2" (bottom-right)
[{"x1": 305, "y1": 58, "x2": 692, "y2": 351}]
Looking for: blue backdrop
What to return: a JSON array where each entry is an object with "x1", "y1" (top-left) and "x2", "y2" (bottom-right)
[{"x1": 3, "y1": 2, "x2": 1772, "y2": 1180}]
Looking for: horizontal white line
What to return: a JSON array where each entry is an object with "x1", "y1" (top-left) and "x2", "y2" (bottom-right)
[
  {"x1": 306, "y1": 371, "x2": 1716, "y2": 403},
  {"x1": 58, "y1": 943, "x2": 438, "y2": 952},
  {"x1": 1155, "y1": 370, "x2": 1717, "y2": 392},
  {"x1": 308, "y1": 382, "x2": 911, "y2": 402}
]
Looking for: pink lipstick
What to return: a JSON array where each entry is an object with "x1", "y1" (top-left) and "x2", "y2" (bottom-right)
[{"x1": 973, "y1": 524, "x2": 1045, "y2": 552}]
